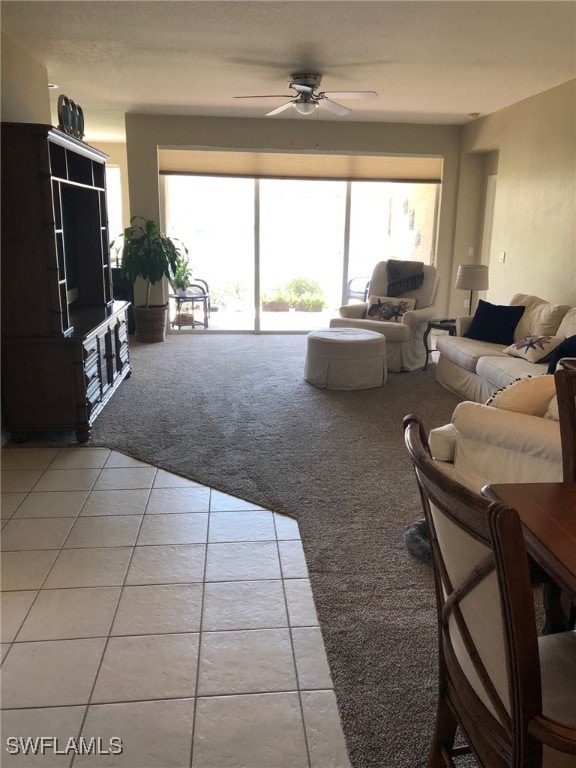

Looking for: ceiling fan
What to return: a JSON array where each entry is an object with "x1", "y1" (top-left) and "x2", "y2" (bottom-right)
[{"x1": 234, "y1": 72, "x2": 377, "y2": 117}]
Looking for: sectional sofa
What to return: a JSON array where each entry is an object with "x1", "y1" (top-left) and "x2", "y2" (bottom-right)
[
  {"x1": 435, "y1": 294, "x2": 576, "y2": 403},
  {"x1": 430, "y1": 293, "x2": 576, "y2": 491}
]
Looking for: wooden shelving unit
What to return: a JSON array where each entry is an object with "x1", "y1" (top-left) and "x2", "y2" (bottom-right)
[{"x1": 1, "y1": 123, "x2": 131, "y2": 442}]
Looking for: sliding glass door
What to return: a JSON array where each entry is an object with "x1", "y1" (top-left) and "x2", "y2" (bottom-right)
[
  {"x1": 259, "y1": 179, "x2": 346, "y2": 331},
  {"x1": 347, "y1": 181, "x2": 440, "y2": 299},
  {"x1": 163, "y1": 175, "x2": 439, "y2": 331},
  {"x1": 164, "y1": 175, "x2": 255, "y2": 330}
]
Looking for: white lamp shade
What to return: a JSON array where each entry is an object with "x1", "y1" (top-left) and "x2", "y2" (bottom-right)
[
  {"x1": 455, "y1": 264, "x2": 489, "y2": 291},
  {"x1": 293, "y1": 101, "x2": 318, "y2": 115}
]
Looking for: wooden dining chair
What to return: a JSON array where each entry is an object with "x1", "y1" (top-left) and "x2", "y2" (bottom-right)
[
  {"x1": 554, "y1": 365, "x2": 576, "y2": 482},
  {"x1": 403, "y1": 414, "x2": 576, "y2": 767}
]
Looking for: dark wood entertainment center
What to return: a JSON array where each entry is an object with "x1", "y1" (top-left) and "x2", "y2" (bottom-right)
[{"x1": 1, "y1": 122, "x2": 131, "y2": 443}]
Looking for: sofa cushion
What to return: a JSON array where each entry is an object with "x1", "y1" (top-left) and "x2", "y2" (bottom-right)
[
  {"x1": 435, "y1": 335, "x2": 507, "y2": 373},
  {"x1": 476, "y1": 355, "x2": 547, "y2": 393},
  {"x1": 556, "y1": 307, "x2": 576, "y2": 338},
  {"x1": 464, "y1": 299, "x2": 525, "y2": 345},
  {"x1": 510, "y1": 294, "x2": 571, "y2": 340},
  {"x1": 485, "y1": 374, "x2": 556, "y2": 416},
  {"x1": 503, "y1": 335, "x2": 564, "y2": 363},
  {"x1": 366, "y1": 295, "x2": 416, "y2": 321},
  {"x1": 544, "y1": 395, "x2": 559, "y2": 421},
  {"x1": 546, "y1": 336, "x2": 576, "y2": 373}
]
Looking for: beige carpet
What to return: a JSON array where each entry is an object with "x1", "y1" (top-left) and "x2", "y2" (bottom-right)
[{"x1": 91, "y1": 333, "x2": 462, "y2": 768}]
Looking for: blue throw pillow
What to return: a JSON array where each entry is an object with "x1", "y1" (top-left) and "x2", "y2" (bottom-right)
[
  {"x1": 546, "y1": 334, "x2": 576, "y2": 373},
  {"x1": 464, "y1": 300, "x2": 525, "y2": 345}
]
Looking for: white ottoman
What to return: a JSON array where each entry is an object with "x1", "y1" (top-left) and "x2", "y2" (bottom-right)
[{"x1": 305, "y1": 328, "x2": 387, "y2": 390}]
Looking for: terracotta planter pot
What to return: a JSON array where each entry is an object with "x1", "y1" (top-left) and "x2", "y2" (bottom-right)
[
  {"x1": 134, "y1": 305, "x2": 168, "y2": 343},
  {"x1": 262, "y1": 301, "x2": 290, "y2": 312},
  {"x1": 295, "y1": 303, "x2": 323, "y2": 312}
]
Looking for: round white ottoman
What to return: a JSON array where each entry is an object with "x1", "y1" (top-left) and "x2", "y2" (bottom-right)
[{"x1": 305, "y1": 328, "x2": 387, "y2": 390}]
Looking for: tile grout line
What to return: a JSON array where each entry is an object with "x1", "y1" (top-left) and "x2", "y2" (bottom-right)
[
  {"x1": 4, "y1": 448, "x2": 105, "y2": 662},
  {"x1": 188, "y1": 486, "x2": 212, "y2": 768},
  {"x1": 1, "y1": 447, "x2": 113, "y2": 752},
  {"x1": 274, "y1": 512, "x2": 314, "y2": 768},
  {"x1": 70, "y1": 462, "x2": 159, "y2": 768},
  {"x1": 1, "y1": 447, "x2": 346, "y2": 767}
]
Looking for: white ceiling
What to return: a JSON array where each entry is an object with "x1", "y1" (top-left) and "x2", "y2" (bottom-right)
[{"x1": 2, "y1": 1, "x2": 575, "y2": 142}]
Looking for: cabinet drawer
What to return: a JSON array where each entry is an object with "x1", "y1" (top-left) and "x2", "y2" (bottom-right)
[
  {"x1": 84, "y1": 360, "x2": 100, "y2": 388},
  {"x1": 117, "y1": 342, "x2": 130, "y2": 368},
  {"x1": 83, "y1": 351, "x2": 99, "y2": 375},
  {"x1": 86, "y1": 379, "x2": 102, "y2": 409},
  {"x1": 83, "y1": 337, "x2": 98, "y2": 359},
  {"x1": 117, "y1": 319, "x2": 128, "y2": 343}
]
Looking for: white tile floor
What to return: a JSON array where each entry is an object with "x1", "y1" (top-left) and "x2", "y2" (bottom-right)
[{"x1": 1, "y1": 446, "x2": 351, "y2": 768}]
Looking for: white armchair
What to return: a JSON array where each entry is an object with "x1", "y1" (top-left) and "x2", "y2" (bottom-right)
[
  {"x1": 330, "y1": 260, "x2": 440, "y2": 371},
  {"x1": 429, "y1": 374, "x2": 562, "y2": 492}
]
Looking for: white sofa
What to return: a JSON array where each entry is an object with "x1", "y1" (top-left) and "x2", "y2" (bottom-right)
[
  {"x1": 330, "y1": 261, "x2": 440, "y2": 372},
  {"x1": 429, "y1": 375, "x2": 562, "y2": 492},
  {"x1": 436, "y1": 294, "x2": 576, "y2": 403}
]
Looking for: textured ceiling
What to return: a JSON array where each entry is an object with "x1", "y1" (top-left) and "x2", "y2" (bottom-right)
[{"x1": 2, "y1": 1, "x2": 575, "y2": 142}]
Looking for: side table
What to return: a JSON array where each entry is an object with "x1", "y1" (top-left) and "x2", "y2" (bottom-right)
[
  {"x1": 423, "y1": 318, "x2": 456, "y2": 370},
  {"x1": 170, "y1": 293, "x2": 209, "y2": 330},
  {"x1": 560, "y1": 358, "x2": 576, "y2": 372}
]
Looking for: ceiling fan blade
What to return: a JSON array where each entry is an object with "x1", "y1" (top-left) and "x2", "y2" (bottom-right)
[
  {"x1": 291, "y1": 84, "x2": 315, "y2": 94},
  {"x1": 321, "y1": 91, "x2": 378, "y2": 100},
  {"x1": 319, "y1": 98, "x2": 351, "y2": 116},
  {"x1": 266, "y1": 101, "x2": 296, "y2": 117},
  {"x1": 234, "y1": 94, "x2": 293, "y2": 99}
]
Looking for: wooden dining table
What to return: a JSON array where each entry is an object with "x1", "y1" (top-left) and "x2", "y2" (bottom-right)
[
  {"x1": 483, "y1": 482, "x2": 576, "y2": 595},
  {"x1": 483, "y1": 482, "x2": 576, "y2": 632}
]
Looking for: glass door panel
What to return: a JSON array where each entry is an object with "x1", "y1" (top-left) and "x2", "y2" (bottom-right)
[
  {"x1": 347, "y1": 181, "x2": 439, "y2": 301},
  {"x1": 259, "y1": 179, "x2": 346, "y2": 331},
  {"x1": 164, "y1": 176, "x2": 255, "y2": 330}
]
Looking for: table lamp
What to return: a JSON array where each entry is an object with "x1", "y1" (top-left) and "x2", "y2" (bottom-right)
[{"x1": 455, "y1": 264, "x2": 489, "y2": 315}]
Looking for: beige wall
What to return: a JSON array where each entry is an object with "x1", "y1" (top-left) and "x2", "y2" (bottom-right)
[
  {"x1": 1, "y1": 32, "x2": 51, "y2": 124},
  {"x1": 93, "y1": 142, "x2": 131, "y2": 230},
  {"x1": 460, "y1": 80, "x2": 576, "y2": 309},
  {"x1": 125, "y1": 113, "x2": 461, "y2": 308}
]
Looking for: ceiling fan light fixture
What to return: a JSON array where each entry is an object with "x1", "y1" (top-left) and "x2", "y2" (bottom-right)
[{"x1": 293, "y1": 101, "x2": 318, "y2": 116}]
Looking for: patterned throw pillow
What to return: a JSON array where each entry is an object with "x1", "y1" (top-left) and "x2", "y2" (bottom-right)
[
  {"x1": 366, "y1": 296, "x2": 416, "y2": 322},
  {"x1": 485, "y1": 375, "x2": 557, "y2": 416},
  {"x1": 503, "y1": 335, "x2": 564, "y2": 363}
]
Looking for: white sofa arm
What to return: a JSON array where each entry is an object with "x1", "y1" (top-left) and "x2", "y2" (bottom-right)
[
  {"x1": 455, "y1": 315, "x2": 473, "y2": 336},
  {"x1": 450, "y1": 401, "x2": 562, "y2": 490},
  {"x1": 339, "y1": 303, "x2": 367, "y2": 319},
  {"x1": 429, "y1": 423, "x2": 457, "y2": 461}
]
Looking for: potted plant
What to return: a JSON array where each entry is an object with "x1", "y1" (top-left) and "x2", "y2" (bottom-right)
[
  {"x1": 286, "y1": 278, "x2": 325, "y2": 312},
  {"x1": 118, "y1": 216, "x2": 188, "y2": 342},
  {"x1": 295, "y1": 293, "x2": 326, "y2": 312},
  {"x1": 171, "y1": 256, "x2": 193, "y2": 296},
  {"x1": 261, "y1": 289, "x2": 290, "y2": 312},
  {"x1": 286, "y1": 277, "x2": 323, "y2": 309}
]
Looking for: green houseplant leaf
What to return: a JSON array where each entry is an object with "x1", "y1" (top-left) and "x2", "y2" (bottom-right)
[
  {"x1": 119, "y1": 217, "x2": 188, "y2": 307},
  {"x1": 171, "y1": 256, "x2": 193, "y2": 291}
]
